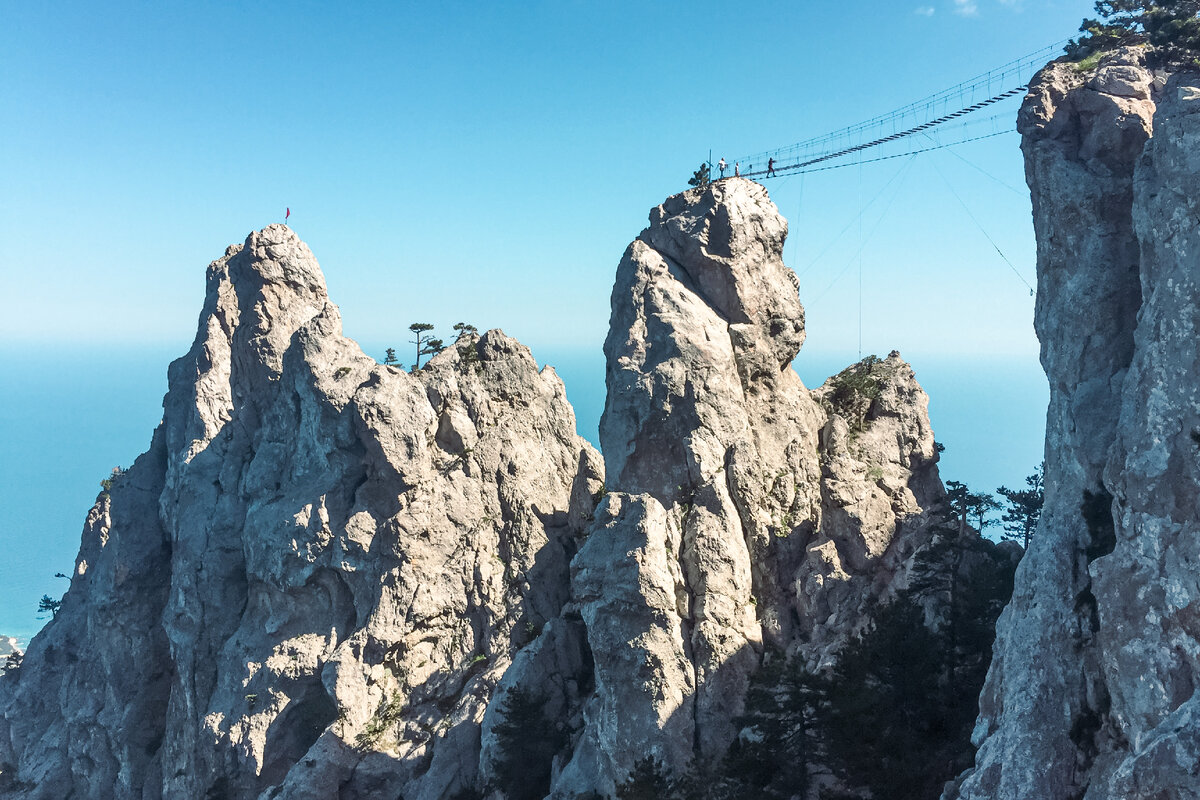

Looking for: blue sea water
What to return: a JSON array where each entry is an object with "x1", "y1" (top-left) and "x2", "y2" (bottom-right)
[
  {"x1": 0, "y1": 344, "x2": 181, "y2": 642},
  {"x1": 0, "y1": 343, "x2": 1047, "y2": 641}
]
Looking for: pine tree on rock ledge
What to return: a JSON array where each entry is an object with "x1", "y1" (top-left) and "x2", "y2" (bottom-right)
[{"x1": 1069, "y1": 1, "x2": 1200, "y2": 67}]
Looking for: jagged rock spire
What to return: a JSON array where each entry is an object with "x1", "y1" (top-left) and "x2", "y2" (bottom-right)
[{"x1": 559, "y1": 178, "x2": 949, "y2": 795}]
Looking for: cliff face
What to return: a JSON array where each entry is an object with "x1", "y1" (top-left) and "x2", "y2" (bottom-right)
[
  {"x1": 553, "y1": 179, "x2": 950, "y2": 795},
  {"x1": 1101, "y1": 70, "x2": 1200, "y2": 799},
  {"x1": 1, "y1": 183, "x2": 957, "y2": 799},
  {"x1": 952, "y1": 51, "x2": 1200, "y2": 800},
  {"x1": 0, "y1": 225, "x2": 602, "y2": 799}
]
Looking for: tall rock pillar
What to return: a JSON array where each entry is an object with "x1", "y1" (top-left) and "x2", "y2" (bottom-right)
[
  {"x1": 562, "y1": 178, "x2": 826, "y2": 793},
  {"x1": 948, "y1": 50, "x2": 1200, "y2": 800}
]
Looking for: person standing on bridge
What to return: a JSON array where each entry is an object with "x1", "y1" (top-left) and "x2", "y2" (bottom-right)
[
  {"x1": 718, "y1": 158, "x2": 727, "y2": 178},
  {"x1": 767, "y1": 157, "x2": 776, "y2": 177},
  {"x1": 734, "y1": 162, "x2": 740, "y2": 177}
]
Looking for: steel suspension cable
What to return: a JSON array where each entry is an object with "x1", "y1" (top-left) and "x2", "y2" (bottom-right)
[
  {"x1": 720, "y1": 40, "x2": 1068, "y2": 181},
  {"x1": 928, "y1": 154, "x2": 1035, "y2": 293},
  {"x1": 742, "y1": 87, "x2": 1026, "y2": 179}
]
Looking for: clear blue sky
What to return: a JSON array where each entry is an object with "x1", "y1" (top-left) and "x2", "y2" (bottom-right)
[
  {"x1": 0, "y1": 0, "x2": 1094, "y2": 637},
  {"x1": 2, "y1": 0, "x2": 1094, "y2": 352}
]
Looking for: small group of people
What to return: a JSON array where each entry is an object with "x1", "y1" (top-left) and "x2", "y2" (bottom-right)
[{"x1": 715, "y1": 157, "x2": 777, "y2": 179}]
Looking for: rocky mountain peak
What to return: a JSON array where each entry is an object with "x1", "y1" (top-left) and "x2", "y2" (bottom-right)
[
  {"x1": 0, "y1": 224, "x2": 602, "y2": 799},
  {"x1": 1019, "y1": 47, "x2": 1156, "y2": 178},
  {"x1": 603, "y1": 177, "x2": 811, "y2": 502},
  {"x1": 228, "y1": 223, "x2": 327, "y2": 293},
  {"x1": 643, "y1": 178, "x2": 804, "y2": 375},
  {"x1": 3, "y1": 185, "x2": 963, "y2": 800},
  {"x1": 554, "y1": 178, "x2": 957, "y2": 795},
  {"x1": 220, "y1": 223, "x2": 329, "y2": 373}
]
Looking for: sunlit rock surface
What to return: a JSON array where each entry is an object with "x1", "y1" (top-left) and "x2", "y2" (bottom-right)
[
  {"x1": 0, "y1": 225, "x2": 601, "y2": 799},
  {"x1": 1, "y1": 184, "x2": 960, "y2": 800},
  {"x1": 950, "y1": 49, "x2": 1200, "y2": 800},
  {"x1": 553, "y1": 179, "x2": 951, "y2": 796}
]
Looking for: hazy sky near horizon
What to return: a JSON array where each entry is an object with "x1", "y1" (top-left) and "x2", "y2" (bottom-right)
[
  {"x1": 1, "y1": 0, "x2": 1095, "y2": 359},
  {"x1": 0, "y1": 1, "x2": 1093, "y2": 637}
]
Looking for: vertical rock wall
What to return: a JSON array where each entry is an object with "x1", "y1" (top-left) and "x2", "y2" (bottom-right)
[
  {"x1": 1091, "y1": 71, "x2": 1200, "y2": 800},
  {"x1": 954, "y1": 51, "x2": 1200, "y2": 800}
]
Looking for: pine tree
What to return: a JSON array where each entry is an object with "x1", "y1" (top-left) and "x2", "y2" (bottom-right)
[
  {"x1": 37, "y1": 595, "x2": 61, "y2": 619},
  {"x1": 944, "y1": 481, "x2": 1000, "y2": 536},
  {"x1": 815, "y1": 529, "x2": 1017, "y2": 799},
  {"x1": 424, "y1": 338, "x2": 446, "y2": 360},
  {"x1": 719, "y1": 654, "x2": 819, "y2": 799},
  {"x1": 997, "y1": 463, "x2": 1045, "y2": 549},
  {"x1": 488, "y1": 686, "x2": 566, "y2": 800},
  {"x1": 408, "y1": 323, "x2": 433, "y2": 370},
  {"x1": 944, "y1": 481, "x2": 972, "y2": 536},
  {"x1": 815, "y1": 594, "x2": 950, "y2": 800},
  {"x1": 1069, "y1": 1, "x2": 1200, "y2": 67},
  {"x1": 383, "y1": 347, "x2": 398, "y2": 366},
  {"x1": 616, "y1": 757, "x2": 674, "y2": 800},
  {"x1": 968, "y1": 491, "x2": 1001, "y2": 533},
  {"x1": 408, "y1": 323, "x2": 445, "y2": 370},
  {"x1": 937, "y1": 482, "x2": 976, "y2": 683},
  {"x1": 688, "y1": 163, "x2": 711, "y2": 188},
  {"x1": 452, "y1": 322, "x2": 479, "y2": 340}
]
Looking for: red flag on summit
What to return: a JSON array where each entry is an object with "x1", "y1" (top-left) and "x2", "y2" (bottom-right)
[{"x1": 285, "y1": 207, "x2": 291, "y2": 223}]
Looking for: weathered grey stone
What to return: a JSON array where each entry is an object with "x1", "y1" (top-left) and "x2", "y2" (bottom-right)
[
  {"x1": 0, "y1": 225, "x2": 600, "y2": 800},
  {"x1": 805, "y1": 352, "x2": 946, "y2": 648},
  {"x1": 558, "y1": 180, "x2": 952, "y2": 793},
  {"x1": 1089, "y1": 63, "x2": 1154, "y2": 100},
  {"x1": 1087, "y1": 71, "x2": 1200, "y2": 800},
  {"x1": 565, "y1": 492, "x2": 695, "y2": 797},
  {"x1": 2, "y1": 182, "x2": 964, "y2": 800},
  {"x1": 949, "y1": 50, "x2": 1154, "y2": 800},
  {"x1": 952, "y1": 52, "x2": 1200, "y2": 800}
]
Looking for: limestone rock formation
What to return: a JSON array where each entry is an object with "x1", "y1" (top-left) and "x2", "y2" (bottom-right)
[
  {"x1": 950, "y1": 50, "x2": 1200, "y2": 800},
  {"x1": 553, "y1": 179, "x2": 951, "y2": 795},
  {"x1": 1098, "y1": 71, "x2": 1200, "y2": 800},
  {"x1": 0, "y1": 225, "x2": 601, "y2": 799},
  {"x1": 1, "y1": 182, "x2": 964, "y2": 800}
]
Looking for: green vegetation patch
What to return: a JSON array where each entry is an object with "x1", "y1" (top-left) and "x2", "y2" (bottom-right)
[
  {"x1": 1067, "y1": 1, "x2": 1200, "y2": 70},
  {"x1": 355, "y1": 691, "x2": 405, "y2": 749},
  {"x1": 821, "y1": 354, "x2": 886, "y2": 432},
  {"x1": 1072, "y1": 50, "x2": 1107, "y2": 71}
]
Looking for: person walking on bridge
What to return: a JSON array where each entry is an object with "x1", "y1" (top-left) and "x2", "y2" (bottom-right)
[
  {"x1": 718, "y1": 158, "x2": 727, "y2": 178},
  {"x1": 767, "y1": 157, "x2": 776, "y2": 177}
]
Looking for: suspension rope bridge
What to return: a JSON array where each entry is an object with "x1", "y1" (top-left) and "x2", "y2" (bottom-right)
[
  {"x1": 700, "y1": 41, "x2": 1072, "y2": 320},
  {"x1": 712, "y1": 41, "x2": 1069, "y2": 182}
]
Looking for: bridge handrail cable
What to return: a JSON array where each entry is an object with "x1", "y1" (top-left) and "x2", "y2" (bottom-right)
[{"x1": 725, "y1": 40, "x2": 1069, "y2": 175}]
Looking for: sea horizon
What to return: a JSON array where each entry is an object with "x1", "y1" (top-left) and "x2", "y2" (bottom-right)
[{"x1": 0, "y1": 340, "x2": 1047, "y2": 641}]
